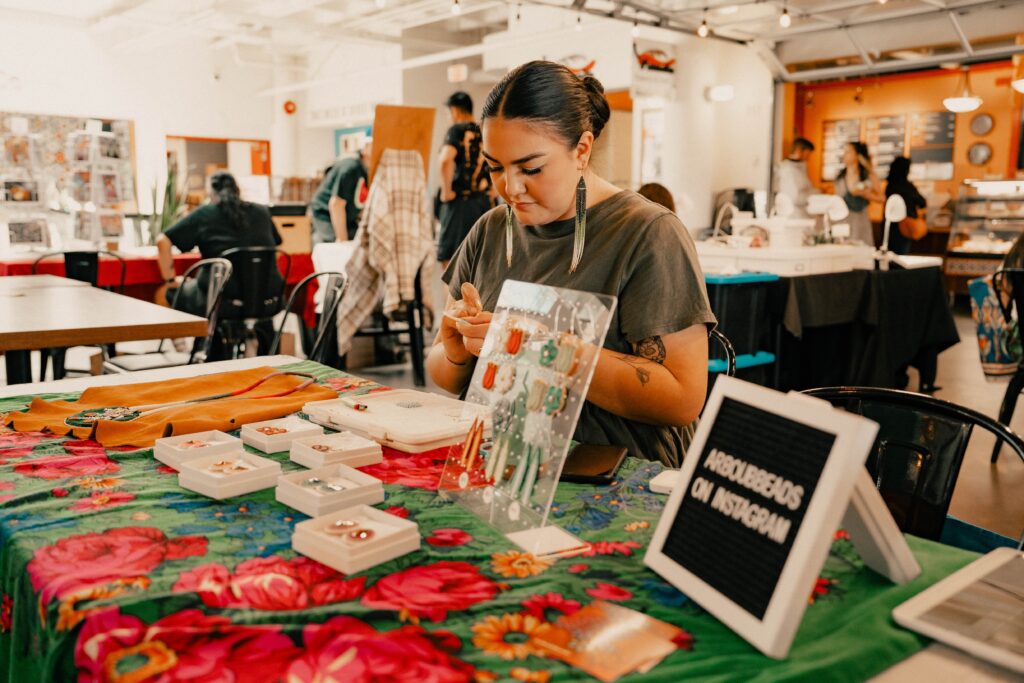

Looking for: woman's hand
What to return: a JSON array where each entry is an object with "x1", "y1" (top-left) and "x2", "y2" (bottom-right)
[
  {"x1": 439, "y1": 282, "x2": 485, "y2": 364},
  {"x1": 455, "y1": 312, "x2": 493, "y2": 357}
]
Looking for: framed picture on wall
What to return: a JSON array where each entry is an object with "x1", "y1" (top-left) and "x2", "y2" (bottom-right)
[
  {"x1": 97, "y1": 171, "x2": 120, "y2": 204},
  {"x1": 98, "y1": 212, "x2": 124, "y2": 238},
  {"x1": 2, "y1": 179, "x2": 41, "y2": 204},
  {"x1": 6, "y1": 218, "x2": 50, "y2": 248},
  {"x1": 70, "y1": 170, "x2": 91, "y2": 202},
  {"x1": 73, "y1": 212, "x2": 98, "y2": 242},
  {"x1": 2, "y1": 134, "x2": 35, "y2": 167},
  {"x1": 68, "y1": 131, "x2": 94, "y2": 163},
  {"x1": 96, "y1": 133, "x2": 122, "y2": 161}
]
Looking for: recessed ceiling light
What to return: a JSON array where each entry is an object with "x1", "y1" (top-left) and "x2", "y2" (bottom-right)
[{"x1": 716, "y1": 5, "x2": 739, "y2": 15}]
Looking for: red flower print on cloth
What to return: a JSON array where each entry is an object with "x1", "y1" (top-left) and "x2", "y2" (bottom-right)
[
  {"x1": 0, "y1": 431, "x2": 50, "y2": 449},
  {"x1": 173, "y1": 556, "x2": 365, "y2": 611},
  {"x1": 0, "y1": 481, "x2": 13, "y2": 504},
  {"x1": 75, "y1": 607, "x2": 298, "y2": 683},
  {"x1": 0, "y1": 594, "x2": 11, "y2": 633},
  {"x1": 384, "y1": 506, "x2": 410, "y2": 519},
  {"x1": 70, "y1": 491, "x2": 135, "y2": 513},
  {"x1": 28, "y1": 526, "x2": 207, "y2": 605},
  {"x1": 520, "y1": 593, "x2": 581, "y2": 622},
  {"x1": 285, "y1": 615, "x2": 475, "y2": 683},
  {"x1": 585, "y1": 583, "x2": 633, "y2": 602},
  {"x1": 51, "y1": 487, "x2": 70, "y2": 498},
  {"x1": 426, "y1": 528, "x2": 473, "y2": 547},
  {"x1": 359, "y1": 448, "x2": 448, "y2": 490},
  {"x1": 567, "y1": 563, "x2": 589, "y2": 574},
  {"x1": 13, "y1": 454, "x2": 119, "y2": 480},
  {"x1": 361, "y1": 561, "x2": 500, "y2": 622},
  {"x1": 673, "y1": 630, "x2": 696, "y2": 651},
  {"x1": 581, "y1": 540, "x2": 642, "y2": 557},
  {"x1": 156, "y1": 465, "x2": 177, "y2": 475}
]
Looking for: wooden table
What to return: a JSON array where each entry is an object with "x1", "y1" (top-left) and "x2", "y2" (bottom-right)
[
  {"x1": 0, "y1": 274, "x2": 89, "y2": 296},
  {"x1": 1, "y1": 284, "x2": 208, "y2": 384}
]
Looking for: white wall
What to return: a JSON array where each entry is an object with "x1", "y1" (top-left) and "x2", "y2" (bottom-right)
[{"x1": 0, "y1": 13, "x2": 279, "y2": 212}]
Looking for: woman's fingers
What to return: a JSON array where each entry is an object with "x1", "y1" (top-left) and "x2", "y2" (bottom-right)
[{"x1": 461, "y1": 282, "x2": 482, "y2": 315}]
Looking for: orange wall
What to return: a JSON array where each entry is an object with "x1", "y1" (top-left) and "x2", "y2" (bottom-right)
[{"x1": 790, "y1": 62, "x2": 1021, "y2": 199}]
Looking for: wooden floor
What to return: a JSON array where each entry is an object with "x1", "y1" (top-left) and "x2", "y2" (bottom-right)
[{"x1": 3, "y1": 309, "x2": 1022, "y2": 539}]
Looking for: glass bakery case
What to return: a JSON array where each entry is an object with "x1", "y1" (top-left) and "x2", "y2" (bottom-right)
[{"x1": 944, "y1": 179, "x2": 1024, "y2": 293}]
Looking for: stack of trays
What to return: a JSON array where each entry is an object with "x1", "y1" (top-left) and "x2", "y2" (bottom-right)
[
  {"x1": 292, "y1": 504, "x2": 420, "y2": 574},
  {"x1": 276, "y1": 463, "x2": 384, "y2": 517},
  {"x1": 154, "y1": 431, "x2": 242, "y2": 470},
  {"x1": 178, "y1": 452, "x2": 282, "y2": 500},
  {"x1": 290, "y1": 431, "x2": 383, "y2": 469},
  {"x1": 241, "y1": 416, "x2": 323, "y2": 453}
]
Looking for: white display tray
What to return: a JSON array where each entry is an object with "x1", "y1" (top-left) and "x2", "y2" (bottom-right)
[
  {"x1": 154, "y1": 430, "x2": 243, "y2": 471},
  {"x1": 178, "y1": 451, "x2": 282, "y2": 500},
  {"x1": 289, "y1": 432, "x2": 383, "y2": 469},
  {"x1": 240, "y1": 416, "x2": 323, "y2": 453},
  {"x1": 292, "y1": 504, "x2": 420, "y2": 575},
  {"x1": 276, "y1": 463, "x2": 384, "y2": 517},
  {"x1": 303, "y1": 390, "x2": 490, "y2": 453},
  {"x1": 696, "y1": 242, "x2": 876, "y2": 277}
]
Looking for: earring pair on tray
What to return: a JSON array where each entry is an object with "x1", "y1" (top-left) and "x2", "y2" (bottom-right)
[{"x1": 322, "y1": 519, "x2": 374, "y2": 542}]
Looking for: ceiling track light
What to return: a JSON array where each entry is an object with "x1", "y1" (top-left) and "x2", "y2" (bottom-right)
[
  {"x1": 631, "y1": 21, "x2": 640, "y2": 37},
  {"x1": 451, "y1": 0, "x2": 461, "y2": 15},
  {"x1": 697, "y1": 7, "x2": 709, "y2": 37},
  {"x1": 515, "y1": 3, "x2": 521, "y2": 21},
  {"x1": 375, "y1": 0, "x2": 386, "y2": 7},
  {"x1": 575, "y1": 13, "x2": 582, "y2": 30},
  {"x1": 779, "y1": 2, "x2": 791, "y2": 28}
]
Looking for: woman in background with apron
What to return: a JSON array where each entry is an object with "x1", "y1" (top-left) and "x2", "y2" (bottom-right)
[{"x1": 834, "y1": 141, "x2": 884, "y2": 246}]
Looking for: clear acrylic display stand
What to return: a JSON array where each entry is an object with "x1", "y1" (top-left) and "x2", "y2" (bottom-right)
[{"x1": 438, "y1": 279, "x2": 616, "y2": 556}]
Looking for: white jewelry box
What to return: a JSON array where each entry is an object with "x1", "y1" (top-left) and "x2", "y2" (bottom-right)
[
  {"x1": 292, "y1": 504, "x2": 420, "y2": 575},
  {"x1": 178, "y1": 451, "x2": 283, "y2": 499},
  {"x1": 289, "y1": 431, "x2": 383, "y2": 469},
  {"x1": 302, "y1": 390, "x2": 489, "y2": 453},
  {"x1": 154, "y1": 430, "x2": 243, "y2": 471},
  {"x1": 240, "y1": 416, "x2": 323, "y2": 453},
  {"x1": 276, "y1": 463, "x2": 385, "y2": 517}
]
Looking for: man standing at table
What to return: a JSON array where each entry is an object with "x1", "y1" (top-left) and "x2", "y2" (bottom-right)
[
  {"x1": 774, "y1": 137, "x2": 816, "y2": 216},
  {"x1": 311, "y1": 138, "x2": 372, "y2": 244},
  {"x1": 437, "y1": 92, "x2": 491, "y2": 269}
]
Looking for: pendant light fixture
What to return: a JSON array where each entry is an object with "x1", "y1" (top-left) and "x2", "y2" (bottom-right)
[
  {"x1": 632, "y1": 21, "x2": 640, "y2": 37},
  {"x1": 943, "y1": 67, "x2": 982, "y2": 113},
  {"x1": 451, "y1": 0, "x2": 460, "y2": 15},
  {"x1": 779, "y1": 2, "x2": 791, "y2": 28},
  {"x1": 575, "y1": 13, "x2": 582, "y2": 30},
  {"x1": 697, "y1": 8, "x2": 710, "y2": 37}
]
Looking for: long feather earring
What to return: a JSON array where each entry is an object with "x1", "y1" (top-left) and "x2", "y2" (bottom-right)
[
  {"x1": 505, "y1": 204, "x2": 514, "y2": 267},
  {"x1": 570, "y1": 175, "x2": 587, "y2": 273}
]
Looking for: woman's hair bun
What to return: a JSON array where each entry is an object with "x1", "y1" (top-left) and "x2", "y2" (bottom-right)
[{"x1": 581, "y1": 74, "x2": 611, "y2": 139}]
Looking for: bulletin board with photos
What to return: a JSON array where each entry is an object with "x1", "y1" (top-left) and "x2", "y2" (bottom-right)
[{"x1": 0, "y1": 111, "x2": 138, "y2": 212}]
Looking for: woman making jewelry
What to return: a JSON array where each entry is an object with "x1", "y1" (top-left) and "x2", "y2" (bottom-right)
[{"x1": 427, "y1": 61, "x2": 716, "y2": 468}]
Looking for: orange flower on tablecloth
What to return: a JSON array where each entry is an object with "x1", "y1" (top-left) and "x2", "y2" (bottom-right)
[
  {"x1": 490, "y1": 551, "x2": 552, "y2": 579},
  {"x1": 73, "y1": 477, "x2": 124, "y2": 490},
  {"x1": 70, "y1": 492, "x2": 135, "y2": 513},
  {"x1": 510, "y1": 667, "x2": 551, "y2": 683},
  {"x1": 56, "y1": 577, "x2": 151, "y2": 631},
  {"x1": 471, "y1": 612, "x2": 554, "y2": 660}
]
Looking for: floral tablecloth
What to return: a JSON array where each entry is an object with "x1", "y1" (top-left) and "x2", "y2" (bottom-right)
[{"x1": 0, "y1": 361, "x2": 977, "y2": 682}]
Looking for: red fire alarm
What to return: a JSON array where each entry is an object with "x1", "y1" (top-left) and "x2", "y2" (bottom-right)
[{"x1": 283, "y1": 100, "x2": 297, "y2": 115}]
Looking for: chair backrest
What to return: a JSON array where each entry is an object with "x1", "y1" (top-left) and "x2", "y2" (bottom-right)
[
  {"x1": 218, "y1": 246, "x2": 290, "y2": 321},
  {"x1": 167, "y1": 258, "x2": 233, "y2": 362},
  {"x1": 270, "y1": 271, "x2": 346, "y2": 365},
  {"x1": 32, "y1": 250, "x2": 126, "y2": 291},
  {"x1": 803, "y1": 386, "x2": 1024, "y2": 542},
  {"x1": 709, "y1": 328, "x2": 737, "y2": 377},
  {"x1": 993, "y1": 268, "x2": 1024, "y2": 326}
]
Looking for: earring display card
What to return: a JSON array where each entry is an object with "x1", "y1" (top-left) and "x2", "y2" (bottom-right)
[
  {"x1": 292, "y1": 504, "x2": 421, "y2": 575},
  {"x1": 303, "y1": 390, "x2": 489, "y2": 453},
  {"x1": 276, "y1": 463, "x2": 385, "y2": 517},
  {"x1": 290, "y1": 432, "x2": 383, "y2": 469},
  {"x1": 178, "y1": 452, "x2": 283, "y2": 500},
  {"x1": 438, "y1": 279, "x2": 616, "y2": 549},
  {"x1": 240, "y1": 416, "x2": 323, "y2": 453},
  {"x1": 154, "y1": 430, "x2": 243, "y2": 470}
]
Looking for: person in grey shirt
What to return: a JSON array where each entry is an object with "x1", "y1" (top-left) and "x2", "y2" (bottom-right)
[{"x1": 427, "y1": 61, "x2": 716, "y2": 468}]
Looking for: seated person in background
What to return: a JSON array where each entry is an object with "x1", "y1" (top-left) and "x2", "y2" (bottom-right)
[
  {"x1": 427, "y1": 60, "x2": 716, "y2": 468},
  {"x1": 885, "y1": 156, "x2": 926, "y2": 256},
  {"x1": 637, "y1": 182, "x2": 675, "y2": 213},
  {"x1": 157, "y1": 170, "x2": 282, "y2": 360}
]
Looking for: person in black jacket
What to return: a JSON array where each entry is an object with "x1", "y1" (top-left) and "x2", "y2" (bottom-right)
[{"x1": 885, "y1": 156, "x2": 926, "y2": 255}]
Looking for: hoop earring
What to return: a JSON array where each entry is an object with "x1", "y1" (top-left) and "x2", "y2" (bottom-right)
[
  {"x1": 505, "y1": 204, "x2": 514, "y2": 268},
  {"x1": 570, "y1": 176, "x2": 587, "y2": 273}
]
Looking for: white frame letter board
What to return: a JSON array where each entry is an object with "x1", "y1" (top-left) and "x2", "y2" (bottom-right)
[{"x1": 644, "y1": 376, "x2": 883, "y2": 659}]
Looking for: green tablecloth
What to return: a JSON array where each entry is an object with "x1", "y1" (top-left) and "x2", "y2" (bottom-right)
[{"x1": 0, "y1": 361, "x2": 977, "y2": 682}]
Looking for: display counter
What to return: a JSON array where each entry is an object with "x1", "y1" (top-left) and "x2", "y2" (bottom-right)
[
  {"x1": 696, "y1": 242, "x2": 876, "y2": 277},
  {"x1": 944, "y1": 180, "x2": 1024, "y2": 294}
]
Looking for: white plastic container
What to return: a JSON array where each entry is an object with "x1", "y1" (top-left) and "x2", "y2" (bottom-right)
[
  {"x1": 289, "y1": 432, "x2": 383, "y2": 469},
  {"x1": 240, "y1": 416, "x2": 323, "y2": 453},
  {"x1": 154, "y1": 430, "x2": 243, "y2": 471},
  {"x1": 292, "y1": 504, "x2": 420, "y2": 574},
  {"x1": 302, "y1": 390, "x2": 489, "y2": 453},
  {"x1": 178, "y1": 451, "x2": 283, "y2": 499},
  {"x1": 276, "y1": 463, "x2": 384, "y2": 517}
]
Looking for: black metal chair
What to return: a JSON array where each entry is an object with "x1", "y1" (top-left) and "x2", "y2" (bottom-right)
[
  {"x1": 991, "y1": 268, "x2": 1024, "y2": 463},
  {"x1": 270, "y1": 271, "x2": 347, "y2": 366},
  {"x1": 217, "y1": 247, "x2": 290, "y2": 360},
  {"x1": 103, "y1": 258, "x2": 233, "y2": 373},
  {"x1": 32, "y1": 250, "x2": 127, "y2": 380},
  {"x1": 803, "y1": 386, "x2": 1024, "y2": 545}
]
